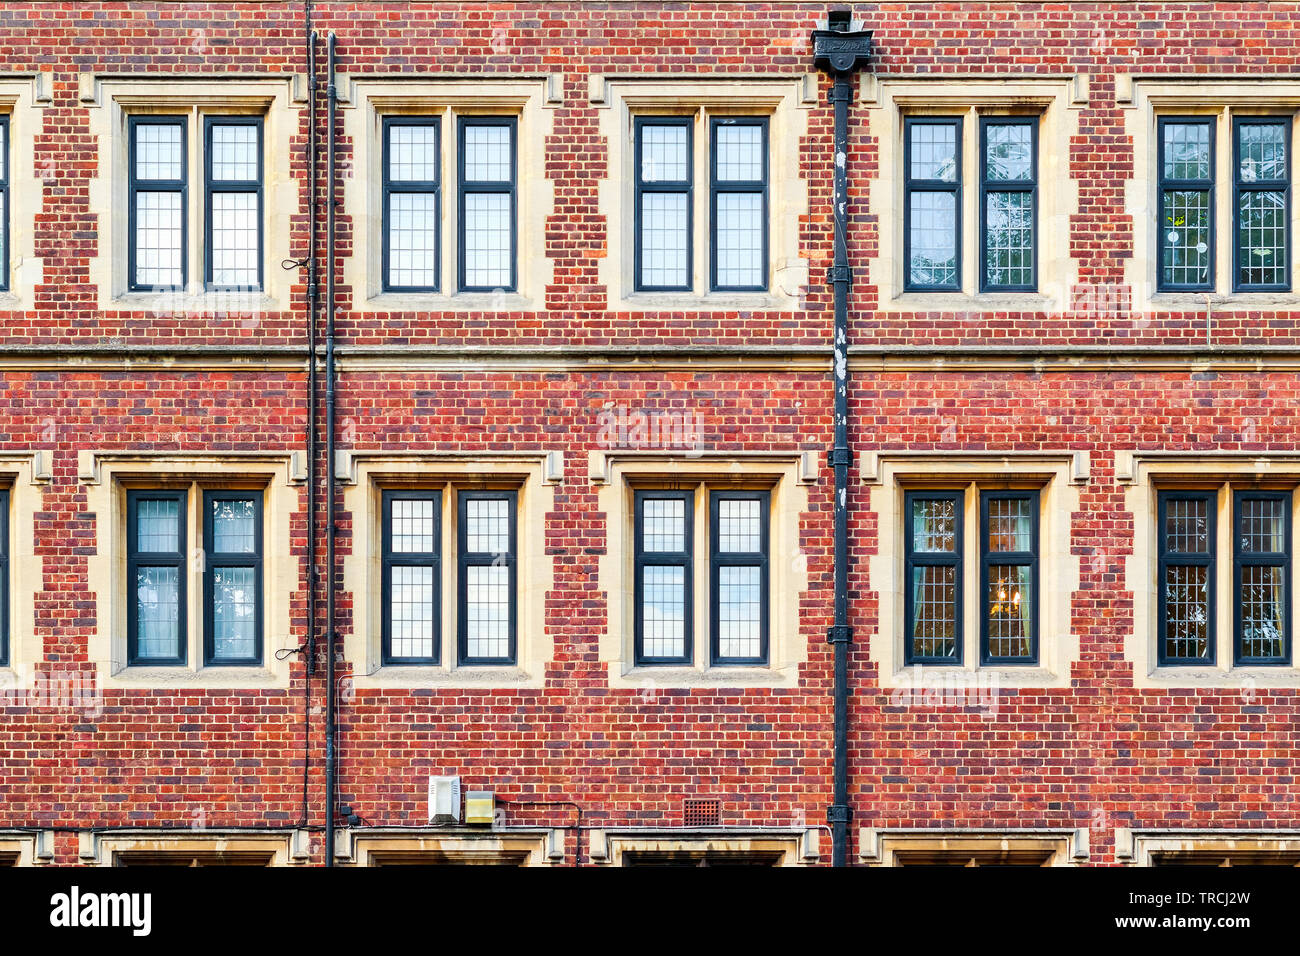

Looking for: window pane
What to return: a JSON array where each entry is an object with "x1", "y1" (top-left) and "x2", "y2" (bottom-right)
[
  {"x1": 463, "y1": 192, "x2": 511, "y2": 288},
  {"x1": 909, "y1": 123, "x2": 958, "y2": 182},
  {"x1": 391, "y1": 497, "x2": 437, "y2": 553},
  {"x1": 210, "y1": 124, "x2": 258, "y2": 181},
  {"x1": 465, "y1": 564, "x2": 510, "y2": 659},
  {"x1": 136, "y1": 497, "x2": 181, "y2": 553},
  {"x1": 388, "y1": 192, "x2": 438, "y2": 288},
  {"x1": 0, "y1": 122, "x2": 7, "y2": 181},
  {"x1": 640, "y1": 191, "x2": 689, "y2": 287},
  {"x1": 1163, "y1": 564, "x2": 1210, "y2": 660},
  {"x1": 390, "y1": 565, "x2": 435, "y2": 659},
  {"x1": 1163, "y1": 122, "x2": 1211, "y2": 180},
  {"x1": 135, "y1": 123, "x2": 183, "y2": 181},
  {"x1": 211, "y1": 498, "x2": 256, "y2": 553},
  {"x1": 912, "y1": 498, "x2": 957, "y2": 553},
  {"x1": 463, "y1": 124, "x2": 512, "y2": 182},
  {"x1": 388, "y1": 124, "x2": 439, "y2": 182},
  {"x1": 1241, "y1": 564, "x2": 1286, "y2": 660},
  {"x1": 985, "y1": 190, "x2": 1034, "y2": 288},
  {"x1": 1164, "y1": 497, "x2": 1211, "y2": 553},
  {"x1": 908, "y1": 191, "x2": 957, "y2": 287},
  {"x1": 1240, "y1": 497, "x2": 1286, "y2": 554},
  {"x1": 465, "y1": 497, "x2": 509, "y2": 554},
  {"x1": 987, "y1": 563, "x2": 1033, "y2": 659},
  {"x1": 714, "y1": 192, "x2": 763, "y2": 288},
  {"x1": 210, "y1": 191, "x2": 259, "y2": 288},
  {"x1": 911, "y1": 564, "x2": 957, "y2": 659},
  {"x1": 640, "y1": 124, "x2": 688, "y2": 182},
  {"x1": 641, "y1": 564, "x2": 686, "y2": 659},
  {"x1": 134, "y1": 191, "x2": 184, "y2": 288},
  {"x1": 987, "y1": 497, "x2": 1033, "y2": 552},
  {"x1": 717, "y1": 498, "x2": 761, "y2": 553},
  {"x1": 211, "y1": 565, "x2": 257, "y2": 660},
  {"x1": 1239, "y1": 122, "x2": 1287, "y2": 182},
  {"x1": 136, "y1": 566, "x2": 180, "y2": 658},
  {"x1": 984, "y1": 123, "x2": 1033, "y2": 182},
  {"x1": 1161, "y1": 189, "x2": 1211, "y2": 287},
  {"x1": 1238, "y1": 189, "x2": 1287, "y2": 287},
  {"x1": 715, "y1": 124, "x2": 763, "y2": 182},
  {"x1": 642, "y1": 498, "x2": 685, "y2": 552},
  {"x1": 717, "y1": 565, "x2": 761, "y2": 659}
]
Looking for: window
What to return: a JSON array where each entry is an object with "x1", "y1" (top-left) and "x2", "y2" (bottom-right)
[
  {"x1": 904, "y1": 488, "x2": 1041, "y2": 666},
  {"x1": 457, "y1": 117, "x2": 516, "y2": 292},
  {"x1": 128, "y1": 116, "x2": 187, "y2": 291},
  {"x1": 0, "y1": 115, "x2": 9, "y2": 292},
  {"x1": 1156, "y1": 490, "x2": 1216, "y2": 665},
  {"x1": 204, "y1": 118, "x2": 263, "y2": 291},
  {"x1": 1234, "y1": 117, "x2": 1291, "y2": 291},
  {"x1": 126, "y1": 488, "x2": 264, "y2": 667},
  {"x1": 457, "y1": 490, "x2": 517, "y2": 664},
  {"x1": 979, "y1": 117, "x2": 1037, "y2": 292},
  {"x1": 632, "y1": 487, "x2": 770, "y2": 667},
  {"x1": 381, "y1": 490, "x2": 441, "y2": 664},
  {"x1": 632, "y1": 114, "x2": 769, "y2": 294},
  {"x1": 1157, "y1": 117, "x2": 1215, "y2": 292},
  {"x1": 1235, "y1": 492, "x2": 1292, "y2": 665},
  {"x1": 0, "y1": 486, "x2": 8, "y2": 667},
  {"x1": 904, "y1": 117, "x2": 962, "y2": 292},
  {"x1": 382, "y1": 117, "x2": 441, "y2": 292}
]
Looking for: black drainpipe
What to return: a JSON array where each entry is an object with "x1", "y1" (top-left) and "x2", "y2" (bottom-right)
[
  {"x1": 301, "y1": 7, "x2": 318, "y2": 841},
  {"x1": 811, "y1": 10, "x2": 873, "y2": 868},
  {"x1": 324, "y1": 30, "x2": 339, "y2": 868}
]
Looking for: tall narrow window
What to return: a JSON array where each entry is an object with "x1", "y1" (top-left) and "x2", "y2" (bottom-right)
[
  {"x1": 904, "y1": 491, "x2": 962, "y2": 664},
  {"x1": 204, "y1": 117, "x2": 263, "y2": 291},
  {"x1": 1235, "y1": 491, "x2": 1291, "y2": 665},
  {"x1": 382, "y1": 490, "x2": 441, "y2": 664},
  {"x1": 1157, "y1": 490, "x2": 1216, "y2": 664},
  {"x1": 383, "y1": 117, "x2": 441, "y2": 292},
  {"x1": 1158, "y1": 117, "x2": 1214, "y2": 292},
  {"x1": 0, "y1": 116, "x2": 9, "y2": 292},
  {"x1": 203, "y1": 491, "x2": 263, "y2": 665},
  {"x1": 635, "y1": 117, "x2": 692, "y2": 292},
  {"x1": 458, "y1": 117, "x2": 516, "y2": 292},
  {"x1": 634, "y1": 490, "x2": 693, "y2": 665},
  {"x1": 457, "y1": 490, "x2": 517, "y2": 664},
  {"x1": 1234, "y1": 117, "x2": 1291, "y2": 292},
  {"x1": 980, "y1": 491, "x2": 1039, "y2": 664},
  {"x1": 128, "y1": 116, "x2": 187, "y2": 291},
  {"x1": 980, "y1": 117, "x2": 1037, "y2": 292},
  {"x1": 0, "y1": 487, "x2": 9, "y2": 666},
  {"x1": 710, "y1": 490, "x2": 769, "y2": 664},
  {"x1": 127, "y1": 490, "x2": 187, "y2": 665},
  {"x1": 904, "y1": 117, "x2": 962, "y2": 291},
  {"x1": 710, "y1": 118, "x2": 768, "y2": 292}
]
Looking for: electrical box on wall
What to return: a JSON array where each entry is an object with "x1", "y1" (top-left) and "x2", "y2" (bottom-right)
[
  {"x1": 465, "y1": 790, "x2": 495, "y2": 825},
  {"x1": 428, "y1": 776, "x2": 461, "y2": 824}
]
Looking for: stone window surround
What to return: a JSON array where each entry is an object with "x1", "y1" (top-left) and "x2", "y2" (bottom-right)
[
  {"x1": 335, "y1": 827, "x2": 564, "y2": 866},
  {"x1": 863, "y1": 451, "x2": 1087, "y2": 689},
  {"x1": 858, "y1": 826, "x2": 1088, "y2": 866},
  {"x1": 592, "y1": 74, "x2": 814, "y2": 312},
  {"x1": 861, "y1": 74, "x2": 1084, "y2": 313},
  {"x1": 78, "y1": 828, "x2": 308, "y2": 866},
  {"x1": 338, "y1": 450, "x2": 560, "y2": 690},
  {"x1": 1115, "y1": 827, "x2": 1300, "y2": 866},
  {"x1": 588, "y1": 827, "x2": 819, "y2": 866},
  {"x1": 0, "y1": 829, "x2": 52, "y2": 866},
  {"x1": 0, "y1": 452, "x2": 49, "y2": 692},
  {"x1": 0, "y1": 73, "x2": 51, "y2": 310},
  {"x1": 592, "y1": 450, "x2": 816, "y2": 690},
  {"x1": 81, "y1": 451, "x2": 305, "y2": 690},
  {"x1": 82, "y1": 74, "x2": 298, "y2": 314},
  {"x1": 1120, "y1": 75, "x2": 1300, "y2": 313},
  {"x1": 337, "y1": 74, "x2": 559, "y2": 313}
]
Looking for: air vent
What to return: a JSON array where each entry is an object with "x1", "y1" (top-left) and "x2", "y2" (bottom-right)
[{"x1": 683, "y1": 798, "x2": 721, "y2": 827}]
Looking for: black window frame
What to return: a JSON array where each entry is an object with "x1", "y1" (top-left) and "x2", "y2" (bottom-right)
[
  {"x1": 979, "y1": 489, "x2": 1040, "y2": 665},
  {"x1": 633, "y1": 115, "x2": 694, "y2": 293},
  {"x1": 1233, "y1": 489, "x2": 1292, "y2": 666},
  {"x1": 202, "y1": 489, "x2": 264, "y2": 667},
  {"x1": 1157, "y1": 115, "x2": 1215, "y2": 293},
  {"x1": 0, "y1": 486, "x2": 9, "y2": 667},
  {"x1": 456, "y1": 116, "x2": 517, "y2": 294},
  {"x1": 126, "y1": 489, "x2": 188, "y2": 666},
  {"x1": 0, "y1": 114, "x2": 10, "y2": 293},
  {"x1": 381, "y1": 115, "x2": 442, "y2": 294},
  {"x1": 1232, "y1": 115, "x2": 1292, "y2": 293},
  {"x1": 903, "y1": 489, "x2": 964, "y2": 665},
  {"x1": 456, "y1": 488, "x2": 518, "y2": 665},
  {"x1": 381, "y1": 488, "x2": 442, "y2": 665},
  {"x1": 1156, "y1": 489, "x2": 1217, "y2": 666},
  {"x1": 203, "y1": 115, "x2": 264, "y2": 293},
  {"x1": 633, "y1": 488, "x2": 694, "y2": 666},
  {"x1": 709, "y1": 489, "x2": 770, "y2": 665},
  {"x1": 709, "y1": 116, "x2": 769, "y2": 293},
  {"x1": 978, "y1": 115, "x2": 1039, "y2": 293},
  {"x1": 127, "y1": 114, "x2": 188, "y2": 293},
  {"x1": 903, "y1": 116, "x2": 963, "y2": 293}
]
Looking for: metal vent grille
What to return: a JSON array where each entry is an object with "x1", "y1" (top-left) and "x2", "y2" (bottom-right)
[{"x1": 683, "y1": 798, "x2": 720, "y2": 827}]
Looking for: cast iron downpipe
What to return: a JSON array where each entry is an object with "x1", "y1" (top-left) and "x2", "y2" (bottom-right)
[
  {"x1": 300, "y1": 6, "x2": 318, "y2": 838},
  {"x1": 324, "y1": 30, "x2": 339, "y2": 868},
  {"x1": 811, "y1": 12, "x2": 872, "y2": 868}
]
